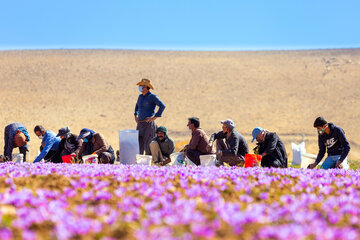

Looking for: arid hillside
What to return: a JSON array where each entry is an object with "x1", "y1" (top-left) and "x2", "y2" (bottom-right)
[{"x1": 1, "y1": 49, "x2": 359, "y2": 161}]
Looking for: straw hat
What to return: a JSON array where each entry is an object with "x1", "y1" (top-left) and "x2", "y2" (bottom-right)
[{"x1": 136, "y1": 78, "x2": 154, "y2": 90}]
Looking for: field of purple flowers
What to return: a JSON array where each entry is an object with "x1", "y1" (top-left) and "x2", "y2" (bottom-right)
[{"x1": 0, "y1": 163, "x2": 359, "y2": 240}]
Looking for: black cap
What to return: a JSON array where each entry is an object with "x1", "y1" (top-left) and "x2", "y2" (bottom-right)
[{"x1": 56, "y1": 126, "x2": 71, "y2": 137}]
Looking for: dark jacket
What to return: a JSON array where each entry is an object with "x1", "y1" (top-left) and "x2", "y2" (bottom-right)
[
  {"x1": 257, "y1": 132, "x2": 287, "y2": 168},
  {"x1": 213, "y1": 130, "x2": 249, "y2": 159},
  {"x1": 315, "y1": 123, "x2": 350, "y2": 164},
  {"x1": 50, "y1": 134, "x2": 82, "y2": 163},
  {"x1": 4, "y1": 123, "x2": 30, "y2": 160},
  {"x1": 154, "y1": 136, "x2": 175, "y2": 158}
]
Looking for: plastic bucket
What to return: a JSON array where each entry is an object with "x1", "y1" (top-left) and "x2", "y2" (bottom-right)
[
  {"x1": 136, "y1": 154, "x2": 152, "y2": 166},
  {"x1": 200, "y1": 154, "x2": 217, "y2": 167},
  {"x1": 170, "y1": 152, "x2": 186, "y2": 166},
  {"x1": 12, "y1": 154, "x2": 24, "y2": 163},
  {"x1": 62, "y1": 154, "x2": 73, "y2": 164},
  {"x1": 83, "y1": 154, "x2": 98, "y2": 164},
  {"x1": 244, "y1": 154, "x2": 262, "y2": 168}
]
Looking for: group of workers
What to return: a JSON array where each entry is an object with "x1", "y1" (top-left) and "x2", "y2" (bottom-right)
[{"x1": 1, "y1": 78, "x2": 351, "y2": 170}]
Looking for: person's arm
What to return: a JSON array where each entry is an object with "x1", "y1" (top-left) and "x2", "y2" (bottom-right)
[
  {"x1": 93, "y1": 134, "x2": 108, "y2": 156},
  {"x1": 77, "y1": 143, "x2": 85, "y2": 159},
  {"x1": 308, "y1": 136, "x2": 326, "y2": 169},
  {"x1": 262, "y1": 133, "x2": 278, "y2": 156},
  {"x1": 33, "y1": 135, "x2": 54, "y2": 163},
  {"x1": 337, "y1": 128, "x2": 351, "y2": 163},
  {"x1": 134, "y1": 96, "x2": 140, "y2": 122},
  {"x1": 188, "y1": 131, "x2": 200, "y2": 150},
  {"x1": 153, "y1": 95, "x2": 166, "y2": 118},
  {"x1": 74, "y1": 137, "x2": 83, "y2": 156}
]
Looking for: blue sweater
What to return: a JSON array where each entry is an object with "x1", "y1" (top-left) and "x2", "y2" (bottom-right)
[
  {"x1": 4, "y1": 123, "x2": 30, "y2": 160},
  {"x1": 33, "y1": 130, "x2": 61, "y2": 163},
  {"x1": 315, "y1": 123, "x2": 351, "y2": 164},
  {"x1": 134, "y1": 92, "x2": 166, "y2": 121}
]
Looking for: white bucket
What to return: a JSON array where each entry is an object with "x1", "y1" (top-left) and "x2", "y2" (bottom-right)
[
  {"x1": 12, "y1": 154, "x2": 24, "y2": 163},
  {"x1": 170, "y1": 152, "x2": 186, "y2": 166},
  {"x1": 136, "y1": 154, "x2": 152, "y2": 166},
  {"x1": 200, "y1": 154, "x2": 217, "y2": 167},
  {"x1": 83, "y1": 154, "x2": 98, "y2": 164}
]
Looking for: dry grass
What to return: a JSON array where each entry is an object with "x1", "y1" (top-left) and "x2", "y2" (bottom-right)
[{"x1": 0, "y1": 49, "x2": 359, "y2": 161}]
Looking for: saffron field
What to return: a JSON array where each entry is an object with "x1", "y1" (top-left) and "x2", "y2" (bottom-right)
[{"x1": 0, "y1": 163, "x2": 360, "y2": 239}]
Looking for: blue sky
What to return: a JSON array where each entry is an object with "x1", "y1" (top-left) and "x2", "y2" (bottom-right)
[{"x1": 1, "y1": 0, "x2": 359, "y2": 51}]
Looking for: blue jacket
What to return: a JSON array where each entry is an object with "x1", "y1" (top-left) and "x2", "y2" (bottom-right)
[
  {"x1": 134, "y1": 92, "x2": 166, "y2": 121},
  {"x1": 4, "y1": 123, "x2": 30, "y2": 160},
  {"x1": 315, "y1": 123, "x2": 350, "y2": 164},
  {"x1": 33, "y1": 130, "x2": 61, "y2": 163}
]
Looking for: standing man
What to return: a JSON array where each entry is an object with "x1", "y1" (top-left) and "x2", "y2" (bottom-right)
[
  {"x1": 33, "y1": 125, "x2": 61, "y2": 163},
  {"x1": 149, "y1": 126, "x2": 175, "y2": 166},
  {"x1": 208, "y1": 119, "x2": 249, "y2": 166},
  {"x1": 251, "y1": 127, "x2": 288, "y2": 168},
  {"x1": 4, "y1": 123, "x2": 30, "y2": 161},
  {"x1": 182, "y1": 117, "x2": 212, "y2": 165},
  {"x1": 308, "y1": 117, "x2": 350, "y2": 169},
  {"x1": 134, "y1": 78, "x2": 166, "y2": 155}
]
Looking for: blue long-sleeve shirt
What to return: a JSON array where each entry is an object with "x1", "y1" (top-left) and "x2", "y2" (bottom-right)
[
  {"x1": 134, "y1": 92, "x2": 166, "y2": 120},
  {"x1": 33, "y1": 130, "x2": 61, "y2": 163},
  {"x1": 315, "y1": 123, "x2": 351, "y2": 164},
  {"x1": 4, "y1": 123, "x2": 30, "y2": 160}
]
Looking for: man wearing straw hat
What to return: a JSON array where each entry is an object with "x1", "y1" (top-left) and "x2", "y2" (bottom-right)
[{"x1": 134, "y1": 78, "x2": 166, "y2": 155}]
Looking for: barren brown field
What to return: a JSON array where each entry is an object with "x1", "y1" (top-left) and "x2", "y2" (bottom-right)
[{"x1": 0, "y1": 49, "x2": 359, "y2": 161}]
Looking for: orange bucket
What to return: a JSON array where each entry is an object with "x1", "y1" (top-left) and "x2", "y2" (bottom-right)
[
  {"x1": 62, "y1": 154, "x2": 73, "y2": 163},
  {"x1": 244, "y1": 154, "x2": 262, "y2": 168}
]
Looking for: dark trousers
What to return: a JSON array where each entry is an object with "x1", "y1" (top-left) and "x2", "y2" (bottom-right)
[
  {"x1": 18, "y1": 146, "x2": 28, "y2": 161},
  {"x1": 44, "y1": 150, "x2": 57, "y2": 162},
  {"x1": 137, "y1": 121, "x2": 156, "y2": 155},
  {"x1": 216, "y1": 139, "x2": 244, "y2": 167},
  {"x1": 186, "y1": 149, "x2": 206, "y2": 166}
]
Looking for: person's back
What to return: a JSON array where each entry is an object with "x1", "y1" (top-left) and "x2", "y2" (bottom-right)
[
  {"x1": 257, "y1": 132, "x2": 287, "y2": 168},
  {"x1": 4, "y1": 123, "x2": 30, "y2": 161},
  {"x1": 189, "y1": 128, "x2": 211, "y2": 154},
  {"x1": 229, "y1": 130, "x2": 248, "y2": 158}
]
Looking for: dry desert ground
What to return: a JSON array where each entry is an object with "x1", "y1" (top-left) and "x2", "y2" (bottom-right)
[{"x1": 0, "y1": 49, "x2": 359, "y2": 162}]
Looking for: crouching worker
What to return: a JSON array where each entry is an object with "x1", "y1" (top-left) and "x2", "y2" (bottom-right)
[
  {"x1": 4, "y1": 123, "x2": 30, "y2": 161},
  {"x1": 77, "y1": 128, "x2": 115, "y2": 164},
  {"x1": 251, "y1": 127, "x2": 287, "y2": 168},
  {"x1": 33, "y1": 125, "x2": 61, "y2": 163},
  {"x1": 149, "y1": 126, "x2": 175, "y2": 166},
  {"x1": 181, "y1": 117, "x2": 212, "y2": 165},
  {"x1": 308, "y1": 117, "x2": 350, "y2": 170},
  {"x1": 208, "y1": 119, "x2": 248, "y2": 167},
  {"x1": 48, "y1": 126, "x2": 82, "y2": 163}
]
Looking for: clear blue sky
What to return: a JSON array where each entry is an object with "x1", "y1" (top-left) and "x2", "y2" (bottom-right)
[{"x1": 1, "y1": 0, "x2": 359, "y2": 51}]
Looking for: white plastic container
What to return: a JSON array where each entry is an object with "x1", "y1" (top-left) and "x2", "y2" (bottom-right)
[
  {"x1": 200, "y1": 154, "x2": 217, "y2": 167},
  {"x1": 170, "y1": 152, "x2": 186, "y2": 166},
  {"x1": 136, "y1": 154, "x2": 152, "y2": 166},
  {"x1": 82, "y1": 154, "x2": 98, "y2": 164},
  {"x1": 12, "y1": 154, "x2": 24, "y2": 163},
  {"x1": 119, "y1": 129, "x2": 139, "y2": 165}
]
